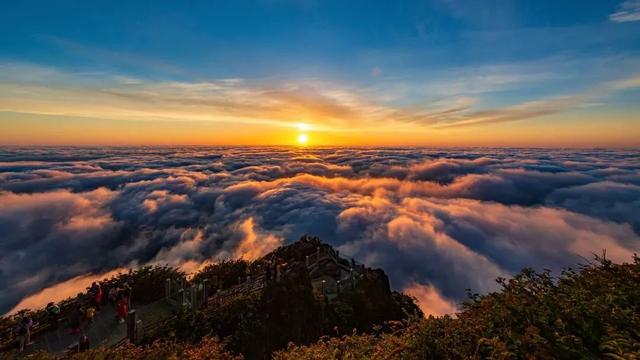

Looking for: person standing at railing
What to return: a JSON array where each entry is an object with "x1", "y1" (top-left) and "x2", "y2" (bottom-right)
[
  {"x1": 107, "y1": 286, "x2": 117, "y2": 308},
  {"x1": 79, "y1": 335, "x2": 90, "y2": 352},
  {"x1": 15, "y1": 315, "x2": 33, "y2": 353},
  {"x1": 45, "y1": 302, "x2": 60, "y2": 330},
  {"x1": 68, "y1": 304, "x2": 82, "y2": 335},
  {"x1": 90, "y1": 283, "x2": 103, "y2": 312},
  {"x1": 86, "y1": 306, "x2": 96, "y2": 325},
  {"x1": 122, "y1": 282, "x2": 132, "y2": 309},
  {"x1": 116, "y1": 298, "x2": 128, "y2": 324}
]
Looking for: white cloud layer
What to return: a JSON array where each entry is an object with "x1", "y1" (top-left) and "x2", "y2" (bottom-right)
[{"x1": 1, "y1": 147, "x2": 639, "y2": 315}]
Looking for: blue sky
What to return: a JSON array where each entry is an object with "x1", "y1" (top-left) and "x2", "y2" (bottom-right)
[
  {"x1": 0, "y1": 0, "x2": 639, "y2": 146},
  {"x1": 2, "y1": 0, "x2": 637, "y2": 79}
]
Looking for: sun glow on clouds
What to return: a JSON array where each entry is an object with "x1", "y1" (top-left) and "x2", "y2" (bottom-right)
[
  {"x1": 7, "y1": 268, "x2": 126, "y2": 315},
  {"x1": 1, "y1": 147, "x2": 639, "y2": 315},
  {"x1": 1, "y1": 63, "x2": 639, "y2": 147}
]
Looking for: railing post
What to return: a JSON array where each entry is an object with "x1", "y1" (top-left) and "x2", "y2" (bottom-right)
[
  {"x1": 126, "y1": 310, "x2": 137, "y2": 343},
  {"x1": 202, "y1": 279, "x2": 209, "y2": 305},
  {"x1": 306, "y1": 255, "x2": 310, "y2": 267},
  {"x1": 276, "y1": 265, "x2": 281, "y2": 282},
  {"x1": 190, "y1": 284, "x2": 196, "y2": 308},
  {"x1": 165, "y1": 278, "x2": 171, "y2": 301},
  {"x1": 350, "y1": 268, "x2": 355, "y2": 289},
  {"x1": 136, "y1": 319, "x2": 143, "y2": 343},
  {"x1": 178, "y1": 288, "x2": 185, "y2": 309}
]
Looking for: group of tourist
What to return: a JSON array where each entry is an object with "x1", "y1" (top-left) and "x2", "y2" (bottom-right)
[
  {"x1": 14, "y1": 280, "x2": 134, "y2": 353},
  {"x1": 68, "y1": 282, "x2": 103, "y2": 334}
]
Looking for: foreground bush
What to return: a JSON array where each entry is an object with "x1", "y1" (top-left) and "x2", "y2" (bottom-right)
[
  {"x1": 276, "y1": 255, "x2": 640, "y2": 360},
  {"x1": 5, "y1": 242, "x2": 638, "y2": 359},
  {"x1": 1, "y1": 337, "x2": 241, "y2": 360}
]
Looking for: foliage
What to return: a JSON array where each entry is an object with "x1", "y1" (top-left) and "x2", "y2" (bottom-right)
[
  {"x1": 92, "y1": 265, "x2": 184, "y2": 305},
  {"x1": 0, "y1": 337, "x2": 241, "y2": 360},
  {"x1": 191, "y1": 260, "x2": 251, "y2": 292}
]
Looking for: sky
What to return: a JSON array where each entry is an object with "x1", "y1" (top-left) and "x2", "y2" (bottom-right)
[{"x1": 0, "y1": 0, "x2": 639, "y2": 146}]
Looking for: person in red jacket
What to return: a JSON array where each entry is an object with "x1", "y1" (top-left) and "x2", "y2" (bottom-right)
[
  {"x1": 78, "y1": 335, "x2": 90, "y2": 352},
  {"x1": 116, "y1": 298, "x2": 128, "y2": 324},
  {"x1": 93, "y1": 283, "x2": 103, "y2": 311}
]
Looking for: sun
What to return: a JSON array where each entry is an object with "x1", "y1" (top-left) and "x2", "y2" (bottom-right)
[{"x1": 297, "y1": 134, "x2": 309, "y2": 145}]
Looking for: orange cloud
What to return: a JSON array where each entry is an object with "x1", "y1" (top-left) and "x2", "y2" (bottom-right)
[
  {"x1": 142, "y1": 189, "x2": 189, "y2": 213},
  {"x1": 6, "y1": 268, "x2": 126, "y2": 315},
  {"x1": 403, "y1": 282, "x2": 457, "y2": 317},
  {"x1": 233, "y1": 217, "x2": 283, "y2": 261}
]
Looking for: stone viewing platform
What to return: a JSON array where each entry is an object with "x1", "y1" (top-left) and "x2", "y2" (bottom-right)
[{"x1": 164, "y1": 236, "x2": 368, "y2": 312}]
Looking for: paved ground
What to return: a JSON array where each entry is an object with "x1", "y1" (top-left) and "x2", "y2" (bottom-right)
[{"x1": 21, "y1": 300, "x2": 174, "y2": 356}]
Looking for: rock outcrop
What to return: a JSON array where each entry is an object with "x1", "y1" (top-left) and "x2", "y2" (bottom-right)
[{"x1": 169, "y1": 236, "x2": 421, "y2": 359}]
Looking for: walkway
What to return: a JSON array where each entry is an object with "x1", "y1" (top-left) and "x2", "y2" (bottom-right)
[
  {"x1": 21, "y1": 300, "x2": 173, "y2": 356},
  {"x1": 14, "y1": 243, "x2": 364, "y2": 355}
]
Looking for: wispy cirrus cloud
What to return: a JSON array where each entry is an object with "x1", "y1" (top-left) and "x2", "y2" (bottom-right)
[
  {"x1": 432, "y1": 75, "x2": 640, "y2": 128},
  {"x1": 610, "y1": 0, "x2": 640, "y2": 23},
  {"x1": 0, "y1": 61, "x2": 639, "y2": 134}
]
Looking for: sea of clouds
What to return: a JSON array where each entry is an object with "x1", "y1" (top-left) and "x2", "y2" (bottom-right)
[{"x1": 1, "y1": 146, "x2": 639, "y2": 315}]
